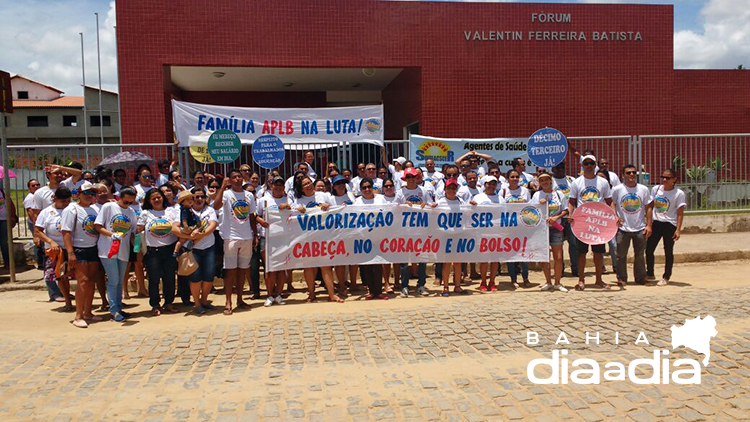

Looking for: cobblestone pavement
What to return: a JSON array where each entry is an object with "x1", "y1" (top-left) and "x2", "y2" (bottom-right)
[{"x1": 1, "y1": 283, "x2": 749, "y2": 421}]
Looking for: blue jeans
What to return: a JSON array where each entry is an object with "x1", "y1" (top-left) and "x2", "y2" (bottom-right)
[
  {"x1": 400, "y1": 263, "x2": 426, "y2": 289},
  {"x1": 101, "y1": 257, "x2": 127, "y2": 315},
  {"x1": 561, "y1": 218, "x2": 578, "y2": 274},
  {"x1": 508, "y1": 262, "x2": 529, "y2": 283},
  {"x1": 188, "y1": 246, "x2": 216, "y2": 283},
  {"x1": 607, "y1": 238, "x2": 617, "y2": 269},
  {"x1": 0, "y1": 221, "x2": 9, "y2": 267}
]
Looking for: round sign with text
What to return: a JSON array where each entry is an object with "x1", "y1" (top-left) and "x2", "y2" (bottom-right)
[
  {"x1": 571, "y1": 201, "x2": 618, "y2": 245},
  {"x1": 207, "y1": 129, "x2": 242, "y2": 164},
  {"x1": 527, "y1": 127, "x2": 568, "y2": 168},
  {"x1": 252, "y1": 135, "x2": 285, "y2": 169}
]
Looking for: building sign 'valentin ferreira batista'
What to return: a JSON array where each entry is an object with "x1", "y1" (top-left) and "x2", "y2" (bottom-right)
[{"x1": 465, "y1": 12, "x2": 643, "y2": 42}]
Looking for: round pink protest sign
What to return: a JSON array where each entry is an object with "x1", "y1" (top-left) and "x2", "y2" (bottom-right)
[{"x1": 571, "y1": 201, "x2": 618, "y2": 245}]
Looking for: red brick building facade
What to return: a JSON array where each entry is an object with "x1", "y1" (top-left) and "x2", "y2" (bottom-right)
[{"x1": 116, "y1": 0, "x2": 750, "y2": 144}]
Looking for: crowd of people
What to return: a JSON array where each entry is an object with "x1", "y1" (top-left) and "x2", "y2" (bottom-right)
[{"x1": 21, "y1": 147, "x2": 687, "y2": 327}]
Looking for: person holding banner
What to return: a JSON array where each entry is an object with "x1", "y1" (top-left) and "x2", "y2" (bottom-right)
[
  {"x1": 293, "y1": 176, "x2": 344, "y2": 303},
  {"x1": 532, "y1": 173, "x2": 568, "y2": 292},
  {"x1": 351, "y1": 178, "x2": 388, "y2": 300},
  {"x1": 511, "y1": 158, "x2": 538, "y2": 192},
  {"x1": 214, "y1": 169, "x2": 258, "y2": 314},
  {"x1": 331, "y1": 175, "x2": 358, "y2": 296},
  {"x1": 568, "y1": 155, "x2": 613, "y2": 291},
  {"x1": 285, "y1": 162, "x2": 309, "y2": 197},
  {"x1": 611, "y1": 164, "x2": 652, "y2": 288},
  {"x1": 436, "y1": 179, "x2": 468, "y2": 296},
  {"x1": 504, "y1": 169, "x2": 532, "y2": 289},
  {"x1": 646, "y1": 169, "x2": 686, "y2": 286},
  {"x1": 255, "y1": 176, "x2": 290, "y2": 307},
  {"x1": 473, "y1": 176, "x2": 504, "y2": 292},
  {"x1": 377, "y1": 179, "x2": 398, "y2": 293}
]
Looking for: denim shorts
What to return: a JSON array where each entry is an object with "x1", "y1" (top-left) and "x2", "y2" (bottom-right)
[
  {"x1": 188, "y1": 246, "x2": 216, "y2": 283},
  {"x1": 74, "y1": 246, "x2": 99, "y2": 263},
  {"x1": 549, "y1": 229, "x2": 564, "y2": 246}
]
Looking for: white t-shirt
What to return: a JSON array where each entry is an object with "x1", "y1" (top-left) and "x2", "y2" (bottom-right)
[
  {"x1": 157, "y1": 173, "x2": 169, "y2": 187},
  {"x1": 436, "y1": 196, "x2": 465, "y2": 208},
  {"x1": 503, "y1": 186, "x2": 530, "y2": 204},
  {"x1": 354, "y1": 178, "x2": 383, "y2": 196},
  {"x1": 95, "y1": 202, "x2": 137, "y2": 261},
  {"x1": 292, "y1": 192, "x2": 334, "y2": 209},
  {"x1": 138, "y1": 209, "x2": 177, "y2": 247},
  {"x1": 354, "y1": 195, "x2": 388, "y2": 205},
  {"x1": 307, "y1": 165, "x2": 317, "y2": 180},
  {"x1": 608, "y1": 171, "x2": 622, "y2": 187},
  {"x1": 331, "y1": 192, "x2": 356, "y2": 206},
  {"x1": 569, "y1": 175, "x2": 612, "y2": 205},
  {"x1": 422, "y1": 170, "x2": 444, "y2": 188},
  {"x1": 382, "y1": 195, "x2": 397, "y2": 203},
  {"x1": 651, "y1": 185, "x2": 687, "y2": 227},
  {"x1": 219, "y1": 189, "x2": 257, "y2": 240},
  {"x1": 532, "y1": 190, "x2": 566, "y2": 217},
  {"x1": 395, "y1": 186, "x2": 432, "y2": 205},
  {"x1": 284, "y1": 176, "x2": 296, "y2": 195},
  {"x1": 23, "y1": 192, "x2": 35, "y2": 211},
  {"x1": 553, "y1": 176, "x2": 574, "y2": 202},
  {"x1": 473, "y1": 192, "x2": 505, "y2": 205},
  {"x1": 60, "y1": 203, "x2": 99, "y2": 248},
  {"x1": 457, "y1": 185, "x2": 480, "y2": 203},
  {"x1": 190, "y1": 206, "x2": 218, "y2": 249},
  {"x1": 612, "y1": 184, "x2": 651, "y2": 232},
  {"x1": 33, "y1": 185, "x2": 55, "y2": 211},
  {"x1": 257, "y1": 195, "x2": 288, "y2": 238},
  {"x1": 35, "y1": 206, "x2": 65, "y2": 249},
  {"x1": 135, "y1": 184, "x2": 154, "y2": 205},
  {"x1": 520, "y1": 172, "x2": 536, "y2": 189}
]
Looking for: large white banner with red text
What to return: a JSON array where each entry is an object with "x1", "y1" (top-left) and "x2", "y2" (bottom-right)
[{"x1": 265, "y1": 203, "x2": 549, "y2": 271}]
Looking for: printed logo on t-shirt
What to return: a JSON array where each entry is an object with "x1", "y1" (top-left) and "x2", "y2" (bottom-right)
[
  {"x1": 54, "y1": 216, "x2": 63, "y2": 233},
  {"x1": 342, "y1": 199, "x2": 353, "y2": 205},
  {"x1": 580, "y1": 187, "x2": 601, "y2": 203},
  {"x1": 305, "y1": 201, "x2": 321, "y2": 208},
  {"x1": 654, "y1": 196, "x2": 670, "y2": 214},
  {"x1": 110, "y1": 214, "x2": 132, "y2": 234},
  {"x1": 82, "y1": 215, "x2": 97, "y2": 237},
  {"x1": 547, "y1": 196, "x2": 560, "y2": 215},
  {"x1": 506, "y1": 195, "x2": 525, "y2": 204},
  {"x1": 372, "y1": 187, "x2": 381, "y2": 195},
  {"x1": 148, "y1": 218, "x2": 173, "y2": 238},
  {"x1": 231, "y1": 199, "x2": 250, "y2": 222},
  {"x1": 406, "y1": 195, "x2": 424, "y2": 205},
  {"x1": 556, "y1": 185, "x2": 570, "y2": 198},
  {"x1": 621, "y1": 193, "x2": 642, "y2": 214}
]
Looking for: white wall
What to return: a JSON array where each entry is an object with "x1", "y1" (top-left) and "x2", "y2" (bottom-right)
[{"x1": 11, "y1": 78, "x2": 61, "y2": 101}]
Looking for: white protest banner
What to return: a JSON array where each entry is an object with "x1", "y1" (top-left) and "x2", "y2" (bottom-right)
[
  {"x1": 172, "y1": 100, "x2": 384, "y2": 147},
  {"x1": 410, "y1": 135, "x2": 531, "y2": 172},
  {"x1": 266, "y1": 203, "x2": 549, "y2": 271}
]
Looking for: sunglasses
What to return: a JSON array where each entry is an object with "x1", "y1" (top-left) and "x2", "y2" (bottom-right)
[
  {"x1": 384, "y1": 184, "x2": 394, "y2": 188},
  {"x1": 583, "y1": 162, "x2": 596, "y2": 166},
  {"x1": 405, "y1": 175, "x2": 416, "y2": 179},
  {"x1": 194, "y1": 195, "x2": 207, "y2": 200},
  {"x1": 142, "y1": 175, "x2": 154, "y2": 179},
  {"x1": 361, "y1": 185, "x2": 373, "y2": 190},
  {"x1": 241, "y1": 169, "x2": 251, "y2": 172},
  {"x1": 82, "y1": 190, "x2": 97, "y2": 196},
  {"x1": 460, "y1": 165, "x2": 469, "y2": 168},
  {"x1": 209, "y1": 186, "x2": 219, "y2": 189},
  {"x1": 624, "y1": 171, "x2": 637, "y2": 175},
  {"x1": 30, "y1": 184, "x2": 41, "y2": 188}
]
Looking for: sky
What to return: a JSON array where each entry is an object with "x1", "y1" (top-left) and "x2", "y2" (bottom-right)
[{"x1": 0, "y1": 0, "x2": 747, "y2": 97}]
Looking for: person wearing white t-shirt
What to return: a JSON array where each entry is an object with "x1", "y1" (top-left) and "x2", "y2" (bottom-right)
[
  {"x1": 473, "y1": 176, "x2": 505, "y2": 292},
  {"x1": 611, "y1": 164, "x2": 652, "y2": 287},
  {"x1": 422, "y1": 159, "x2": 445, "y2": 190},
  {"x1": 137, "y1": 189, "x2": 179, "y2": 315},
  {"x1": 35, "y1": 186, "x2": 74, "y2": 311},
  {"x1": 551, "y1": 162, "x2": 579, "y2": 276},
  {"x1": 330, "y1": 175, "x2": 358, "y2": 296},
  {"x1": 457, "y1": 170, "x2": 480, "y2": 204},
  {"x1": 255, "y1": 177, "x2": 292, "y2": 307},
  {"x1": 292, "y1": 176, "x2": 344, "y2": 303},
  {"x1": 302, "y1": 150, "x2": 318, "y2": 180},
  {"x1": 60, "y1": 182, "x2": 102, "y2": 328},
  {"x1": 352, "y1": 177, "x2": 388, "y2": 300},
  {"x1": 503, "y1": 169, "x2": 532, "y2": 289},
  {"x1": 134, "y1": 169, "x2": 156, "y2": 205},
  {"x1": 214, "y1": 169, "x2": 258, "y2": 314},
  {"x1": 598, "y1": 158, "x2": 622, "y2": 187},
  {"x1": 374, "y1": 178, "x2": 398, "y2": 292},
  {"x1": 56, "y1": 162, "x2": 84, "y2": 194},
  {"x1": 94, "y1": 187, "x2": 137, "y2": 322},
  {"x1": 510, "y1": 158, "x2": 538, "y2": 192},
  {"x1": 532, "y1": 173, "x2": 569, "y2": 292},
  {"x1": 24, "y1": 179, "x2": 48, "y2": 273},
  {"x1": 285, "y1": 162, "x2": 309, "y2": 196},
  {"x1": 646, "y1": 169, "x2": 687, "y2": 286},
  {"x1": 568, "y1": 155, "x2": 613, "y2": 291},
  {"x1": 435, "y1": 178, "x2": 467, "y2": 297}
]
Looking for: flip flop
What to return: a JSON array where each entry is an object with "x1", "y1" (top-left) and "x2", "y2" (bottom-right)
[
  {"x1": 575, "y1": 283, "x2": 585, "y2": 291},
  {"x1": 328, "y1": 295, "x2": 345, "y2": 303},
  {"x1": 223, "y1": 307, "x2": 233, "y2": 315},
  {"x1": 441, "y1": 289, "x2": 450, "y2": 297},
  {"x1": 595, "y1": 283, "x2": 611, "y2": 290},
  {"x1": 151, "y1": 308, "x2": 161, "y2": 316},
  {"x1": 306, "y1": 293, "x2": 317, "y2": 303}
]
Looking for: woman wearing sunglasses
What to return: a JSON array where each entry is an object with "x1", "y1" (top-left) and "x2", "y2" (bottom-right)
[
  {"x1": 61, "y1": 182, "x2": 102, "y2": 327},
  {"x1": 95, "y1": 187, "x2": 138, "y2": 322},
  {"x1": 646, "y1": 169, "x2": 686, "y2": 286},
  {"x1": 379, "y1": 179, "x2": 398, "y2": 292}
]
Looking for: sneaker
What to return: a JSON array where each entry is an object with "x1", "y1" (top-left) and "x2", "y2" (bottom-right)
[
  {"x1": 657, "y1": 278, "x2": 668, "y2": 286},
  {"x1": 72, "y1": 319, "x2": 88, "y2": 328},
  {"x1": 478, "y1": 282, "x2": 488, "y2": 292},
  {"x1": 646, "y1": 275, "x2": 657, "y2": 282},
  {"x1": 113, "y1": 313, "x2": 126, "y2": 322},
  {"x1": 555, "y1": 284, "x2": 569, "y2": 293},
  {"x1": 540, "y1": 283, "x2": 553, "y2": 291},
  {"x1": 193, "y1": 306, "x2": 206, "y2": 315},
  {"x1": 264, "y1": 297, "x2": 274, "y2": 307},
  {"x1": 275, "y1": 295, "x2": 286, "y2": 305},
  {"x1": 417, "y1": 286, "x2": 428, "y2": 296},
  {"x1": 400, "y1": 288, "x2": 409, "y2": 298},
  {"x1": 119, "y1": 310, "x2": 131, "y2": 318},
  {"x1": 440, "y1": 290, "x2": 450, "y2": 297},
  {"x1": 202, "y1": 303, "x2": 216, "y2": 311}
]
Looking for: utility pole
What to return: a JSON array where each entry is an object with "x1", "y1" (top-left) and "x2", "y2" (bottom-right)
[{"x1": 80, "y1": 32, "x2": 89, "y2": 164}]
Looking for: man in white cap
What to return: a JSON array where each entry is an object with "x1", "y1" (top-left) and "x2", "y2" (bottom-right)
[{"x1": 568, "y1": 155, "x2": 613, "y2": 291}]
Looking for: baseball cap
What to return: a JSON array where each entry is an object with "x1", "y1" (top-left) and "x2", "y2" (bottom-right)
[
  {"x1": 401, "y1": 167, "x2": 419, "y2": 180},
  {"x1": 393, "y1": 157, "x2": 406, "y2": 166},
  {"x1": 483, "y1": 175, "x2": 498, "y2": 184},
  {"x1": 331, "y1": 175, "x2": 347, "y2": 185},
  {"x1": 78, "y1": 181, "x2": 96, "y2": 192},
  {"x1": 272, "y1": 176, "x2": 284, "y2": 184},
  {"x1": 445, "y1": 178, "x2": 458, "y2": 188}
]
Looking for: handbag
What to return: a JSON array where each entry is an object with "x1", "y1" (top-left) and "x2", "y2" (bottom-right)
[{"x1": 177, "y1": 250, "x2": 199, "y2": 276}]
